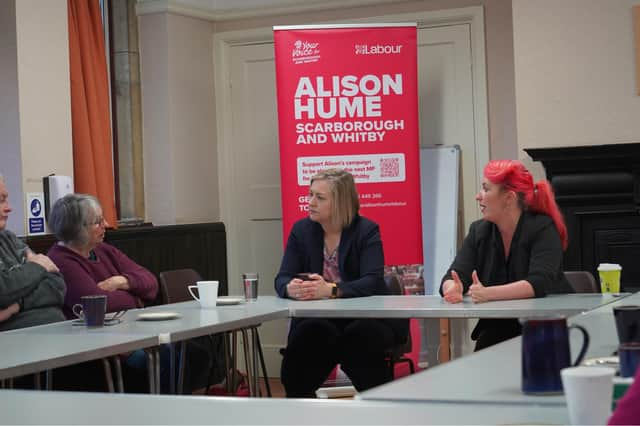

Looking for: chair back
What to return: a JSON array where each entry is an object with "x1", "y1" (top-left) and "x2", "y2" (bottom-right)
[
  {"x1": 564, "y1": 271, "x2": 599, "y2": 293},
  {"x1": 383, "y1": 273, "x2": 413, "y2": 356},
  {"x1": 384, "y1": 274, "x2": 403, "y2": 296},
  {"x1": 159, "y1": 268, "x2": 203, "y2": 304}
]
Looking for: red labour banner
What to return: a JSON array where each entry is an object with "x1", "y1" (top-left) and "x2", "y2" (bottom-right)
[{"x1": 274, "y1": 24, "x2": 423, "y2": 266}]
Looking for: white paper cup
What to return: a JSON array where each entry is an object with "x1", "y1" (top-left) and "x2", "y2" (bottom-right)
[
  {"x1": 598, "y1": 263, "x2": 622, "y2": 293},
  {"x1": 561, "y1": 366, "x2": 615, "y2": 425},
  {"x1": 188, "y1": 280, "x2": 219, "y2": 308}
]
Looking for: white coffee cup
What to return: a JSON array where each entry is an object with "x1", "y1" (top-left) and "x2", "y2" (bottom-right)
[
  {"x1": 188, "y1": 280, "x2": 219, "y2": 308},
  {"x1": 561, "y1": 366, "x2": 615, "y2": 425}
]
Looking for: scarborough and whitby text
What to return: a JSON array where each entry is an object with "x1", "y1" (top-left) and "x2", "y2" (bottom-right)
[{"x1": 293, "y1": 73, "x2": 404, "y2": 144}]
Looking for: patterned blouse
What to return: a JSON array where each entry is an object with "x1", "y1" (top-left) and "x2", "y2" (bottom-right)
[{"x1": 323, "y1": 244, "x2": 341, "y2": 284}]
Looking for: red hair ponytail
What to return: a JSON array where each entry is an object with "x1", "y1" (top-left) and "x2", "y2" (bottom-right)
[{"x1": 484, "y1": 160, "x2": 568, "y2": 250}]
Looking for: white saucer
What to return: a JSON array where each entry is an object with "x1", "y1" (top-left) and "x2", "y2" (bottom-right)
[
  {"x1": 217, "y1": 297, "x2": 245, "y2": 306},
  {"x1": 137, "y1": 312, "x2": 182, "y2": 321},
  {"x1": 582, "y1": 356, "x2": 619, "y2": 368}
]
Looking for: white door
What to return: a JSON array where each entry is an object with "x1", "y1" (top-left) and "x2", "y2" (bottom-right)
[
  {"x1": 417, "y1": 24, "x2": 480, "y2": 363},
  {"x1": 219, "y1": 23, "x2": 484, "y2": 376},
  {"x1": 418, "y1": 24, "x2": 481, "y2": 232}
]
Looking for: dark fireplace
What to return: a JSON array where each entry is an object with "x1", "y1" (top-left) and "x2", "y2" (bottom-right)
[{"x1": 526, "y1": 143, "x2": 640, "y2": 291}]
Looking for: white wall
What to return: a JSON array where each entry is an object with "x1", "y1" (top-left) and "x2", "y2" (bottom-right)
[
  {"x1": 167, "y1": 13, "x2": 219, "y2": 224},
  {"x1": 513, "y1": 0, "x2": 640, "y2": 175},
  {"x1": 16, "y1": 0, "x2": 73, "y2": 196},
  {"x1": 0, "y1": 0, "x2": 24, "y2": 235},
  {"x1": 0, "y1": 0, "x2": 72, "y2": 235},
  {"x1": 139, "y1": 12, "x2": 219, "y2": 226},
  {"x1": 139, "y1": 13, "x2": 174, "y2": 225}
]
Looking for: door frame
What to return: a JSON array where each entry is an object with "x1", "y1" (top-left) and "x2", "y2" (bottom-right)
[{"x1": 213, "y1": 6, "x2": 489, "y2": 290}]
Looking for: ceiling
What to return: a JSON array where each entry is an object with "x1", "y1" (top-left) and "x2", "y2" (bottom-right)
[{"x1": 136, "y1": 0, "x2": 404, "y2": 21}]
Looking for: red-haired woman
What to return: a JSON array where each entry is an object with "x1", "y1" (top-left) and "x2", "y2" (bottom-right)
[{"x1": 440, "y1": 160, "x2": 573, "y2": 350}]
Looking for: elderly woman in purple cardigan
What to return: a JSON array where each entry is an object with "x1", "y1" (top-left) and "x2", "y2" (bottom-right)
[
  {"x1": 47, "y1": 193, "x2": 162, "y2": 391},
  {"x1": 47, "y1": 194, "x2": 157, "y2": 317}
]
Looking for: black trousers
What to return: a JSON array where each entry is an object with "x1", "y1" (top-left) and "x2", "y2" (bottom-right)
[
  {"x1": 281, "y1": 318, "x2": 395, "y2": 398},
  {"x1": 472, "y1": 318, "x2": 522, "y2": 351}
]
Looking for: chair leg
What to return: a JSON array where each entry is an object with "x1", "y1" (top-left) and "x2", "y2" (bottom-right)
[
  {"x1": 231, "y1": 331, "x2": 238, "y2": 393},
  {"x1": 155, "y1": 348, "x2": 161, "y2": 394},
  {"x1": 408, "y1": 359, "x2": 415, "y2": 374},
  {"x1": 169, "y1": 343, "x2": 176, "y2": 394},
  {"x1": 224, "y1": 332, "x2": 232, "y2": 393},
  {"x1": 252, "y1": 328, "x2": 259, "y2": 396},
  {"x1": 204, "y1": 334, "x2": 216, "y2": 392},
  {"x1": 145, "y1": 349, "x2": 157, "y2": 394},
  {"x1": 240, "y1": 328, "x2": 253, "y2": 397},
  {"x1": 254, "y1": 329, "x2": 271, "y2": 397},
  {"x1": 112, "y1": 356, "x2": 124, "y2": 393},
  {"x1": 45, "y1": 370, "x2": 53, "y2": 390},
  {"x1": 102, "y1": 358, "x2": 115, "y2": 393},
  {"x1": 177, "y1": 342, "x2": 187, "y2": 394}
]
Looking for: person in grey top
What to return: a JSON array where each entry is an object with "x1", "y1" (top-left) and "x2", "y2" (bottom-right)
[{"x1": 0, "y1": 174, "x2": 65, "y2": 331}]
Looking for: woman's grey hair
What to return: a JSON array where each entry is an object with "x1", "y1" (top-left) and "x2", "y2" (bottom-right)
[{"x1": 48, "y1": 193, "x2": 102, "y2": 246}]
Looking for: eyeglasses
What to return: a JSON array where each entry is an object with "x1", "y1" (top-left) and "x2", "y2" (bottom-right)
[{"x1": 85, "y1": 216, "x2": 105, "y2": 227}]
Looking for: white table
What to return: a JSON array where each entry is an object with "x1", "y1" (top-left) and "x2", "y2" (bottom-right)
[
  {"x1": 359, "y1": 293, "x2": 631, "y2": 406},
  {"x1": 109, "y1": 299, "x2": 289, "y2": 341},
  {"x1": 286, "y1": 292, "x2": 625, "y2": 362},
  {"x1": 0, "y1": 388, "x2": 569, "y2": 425},
  {"x1": 114, "y1": 300, "x2": 290, "y2": 394},
  {"x1": 0, "y1": 327, "x2": 158, "y2": 382},
  {"x1": 286, "y1": 293, "x2": 625, "y2": 318},
  {"x1": 0, "y1": 300, "x2": 290, "y2": 394},
  {"x1": 0, "y1": 293, "x2": 626, "y2": 396}
]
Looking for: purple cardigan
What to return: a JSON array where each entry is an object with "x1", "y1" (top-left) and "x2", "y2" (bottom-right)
[{"x1": 48, "y1": 243, "x2": 158, "y2": 318}]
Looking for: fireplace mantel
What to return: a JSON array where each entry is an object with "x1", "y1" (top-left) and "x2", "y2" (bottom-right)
[{"x1": 526, "y1": 143, "x2": 640, "y2": 290}]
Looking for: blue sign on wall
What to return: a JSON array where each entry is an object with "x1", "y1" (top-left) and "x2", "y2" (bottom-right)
[{"x1": 26, "y1": 193, "x2": 46, "y2": 235}]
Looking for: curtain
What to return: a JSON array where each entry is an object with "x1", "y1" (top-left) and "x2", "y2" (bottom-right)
[{"x1": 67, "y1": 0, "x2": 117, "y2": 227}]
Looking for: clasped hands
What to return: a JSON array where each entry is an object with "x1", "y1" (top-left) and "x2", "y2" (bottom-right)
[
  {"x1": 97, "y1": 275, "x2": 130, "y2": 292},
  {"x1": 443, "y1": 270, "x2": 491, "y2": 304},
  {"x1": 287, "y1": 274, "x2": 331, "y2": 300}
]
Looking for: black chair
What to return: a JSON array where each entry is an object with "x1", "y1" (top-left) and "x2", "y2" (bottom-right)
[
  {"x1": 159, "y1": 268, "x2": 202, "y2": 304},
  {"x1": 384, "y1": 274, "x2": 415, "y2": 377},
  {"x1": 564, "y1": 271, "x2": 599, "y2": 293}
]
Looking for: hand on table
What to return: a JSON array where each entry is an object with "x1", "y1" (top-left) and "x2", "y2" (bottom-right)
[
  {"x1": 468, "y1": 270, "x2": 490, "y2": 303},
  {"x1": 97, "y1": 275, "x2": 130, "y2": 292},
  {"x1": 442, "y1": 270, "x2": 464, "y2": 303},
  {"x1": 287, "y1": 273, "x2": 331, "y2": 300}
]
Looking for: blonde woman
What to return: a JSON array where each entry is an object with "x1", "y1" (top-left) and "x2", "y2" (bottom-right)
[{"x1": 275, "y1": 169, "x2": 408, "y2": 397}]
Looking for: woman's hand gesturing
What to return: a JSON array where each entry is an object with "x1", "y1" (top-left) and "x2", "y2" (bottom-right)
[
  {"x1": 442, "y1": 270, "x2": 464, "y2": 303},
  {"x1": 468, "y1": 270, "x2": 490, "y2": 303}
]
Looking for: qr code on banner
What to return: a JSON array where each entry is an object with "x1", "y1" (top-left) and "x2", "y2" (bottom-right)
[{"x1": 380, "y1": 157, "x2": 400, "y2": 178}]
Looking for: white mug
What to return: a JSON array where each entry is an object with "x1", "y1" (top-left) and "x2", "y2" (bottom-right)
[
  {"x1": 188, "y1": 280, "x2": 219, "y2": 308},
  {"x1": 561, "y1": 366, "x2": 615, "y2": 425}
]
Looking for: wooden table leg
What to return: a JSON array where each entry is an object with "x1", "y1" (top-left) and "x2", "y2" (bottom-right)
[{"x1": 439, "y1": 318, "x2": 451, "y2": 363}]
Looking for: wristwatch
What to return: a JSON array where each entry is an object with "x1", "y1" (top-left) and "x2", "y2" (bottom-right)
[{"x1": 329, "y1": 283, "x2": 338, "y2": 299}]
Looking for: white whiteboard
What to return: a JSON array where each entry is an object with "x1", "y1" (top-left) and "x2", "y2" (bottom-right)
[{"x1": 420, "y1": 145, "x2": 460, "y2": 295}]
